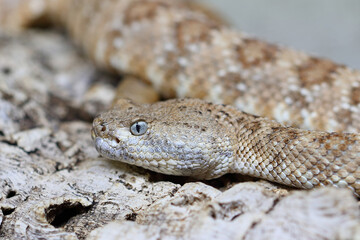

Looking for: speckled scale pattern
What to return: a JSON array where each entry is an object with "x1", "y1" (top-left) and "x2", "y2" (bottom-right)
[{"x1": 1, "y1": 0, "x2": 360, "y2": 195}]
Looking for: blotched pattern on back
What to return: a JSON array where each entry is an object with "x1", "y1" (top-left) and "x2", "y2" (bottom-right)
[{"x1": 1, "y1": 0, "x2": 359, "y2": 132}]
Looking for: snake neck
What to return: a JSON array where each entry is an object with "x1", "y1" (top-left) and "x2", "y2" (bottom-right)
[{"x1": 229, "y1": 113, "x2": 360, "y2": 196}]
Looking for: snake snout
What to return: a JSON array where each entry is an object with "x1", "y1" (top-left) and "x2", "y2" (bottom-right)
[{"x1": 92, "y1": 116, "x2": 110, "y2": 136}]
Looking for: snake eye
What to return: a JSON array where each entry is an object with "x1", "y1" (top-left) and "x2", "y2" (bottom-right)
[{"x1": 130, "y1": 120, "x2": 148, "y2": 136}]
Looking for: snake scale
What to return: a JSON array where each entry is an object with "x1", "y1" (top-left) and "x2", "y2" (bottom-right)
[{"x1": 1, "y1": 0, "x2": 360, "y2": 196}]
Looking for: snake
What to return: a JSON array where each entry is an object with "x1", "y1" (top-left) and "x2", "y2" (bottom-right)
[{"x1": 1, "y1": 0, "x2": 360, "y2": 196}]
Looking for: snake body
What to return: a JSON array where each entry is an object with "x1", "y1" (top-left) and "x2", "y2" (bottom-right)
[
  {"x1": 1, "y1": 0, "x2": 360, "y2": 195},
  {"x1": 92, "y1": 99, "x2": 360, "y2": 195}
]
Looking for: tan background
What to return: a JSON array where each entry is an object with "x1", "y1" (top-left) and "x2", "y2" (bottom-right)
[{"x1": 200, "y1": 0, "x2": 360, "y2": 69}]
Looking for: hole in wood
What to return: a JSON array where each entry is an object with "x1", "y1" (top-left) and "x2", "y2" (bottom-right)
[
  {"x1": 44, "y1": 200, "x2": 91, "y2": 228},
  {"x1": 6, "y1": 190, "x2": 16, "y2": 199},
  {"x1": 1, "y1": 207, "x2": 15, "y2": 216},
  {"x1": 1, "y1": 67, "x2": 12, "y2": 75},
  {"x1": 125, "y1": 212, "x2": 137, "y2": 221}
]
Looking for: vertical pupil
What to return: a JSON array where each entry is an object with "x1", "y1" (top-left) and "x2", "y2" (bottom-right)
[{"x1": 136, "y1": 123, "x2": 141, "y2": 133}]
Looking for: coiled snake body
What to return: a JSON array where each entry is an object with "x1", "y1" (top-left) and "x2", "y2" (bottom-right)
[{"x1": 1, "y1": 0, "x2": 360, "y2": 196}]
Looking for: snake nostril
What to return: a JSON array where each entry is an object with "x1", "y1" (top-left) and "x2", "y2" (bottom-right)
[
  {"x1": 115, "y1": 138, "x2": 120, "y2": 143},
  {"x1": 91, "y1": 128, "x2": 96, "y2": 140},
  {"x1": 101, "y1": 126, "x2": 106, "y2": 132}
]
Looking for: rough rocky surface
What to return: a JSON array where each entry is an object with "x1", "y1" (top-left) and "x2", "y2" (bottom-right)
[{"x1": 0, "y1": 30, "x2": 360, "y2": 240}]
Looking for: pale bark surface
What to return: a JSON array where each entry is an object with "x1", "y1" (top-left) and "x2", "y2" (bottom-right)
[{"x1": 0, "y1": 30, "x2": 359, "y2": 240}]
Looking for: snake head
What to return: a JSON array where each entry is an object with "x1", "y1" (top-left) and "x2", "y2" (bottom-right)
[{"x1": 91, "y1": 98, "x2": 236, "y2": 179}]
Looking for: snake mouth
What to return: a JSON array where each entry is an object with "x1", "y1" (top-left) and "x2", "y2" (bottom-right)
[
  {"x1": 94, "y1": 137, "x2": 134, "y2": 163},
  {"x1": 94, "y1": 137, "x2": 115, "y2": 158}
]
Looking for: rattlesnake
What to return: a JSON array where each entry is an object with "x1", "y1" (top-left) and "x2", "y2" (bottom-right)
[{"x1": 1, "y1": 0, "x2": 360, "y2": 196}]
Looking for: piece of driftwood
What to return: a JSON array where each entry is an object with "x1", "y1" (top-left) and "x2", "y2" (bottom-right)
[{"x1": 0, "y1": 30, "x2": 359, "y2": 240}]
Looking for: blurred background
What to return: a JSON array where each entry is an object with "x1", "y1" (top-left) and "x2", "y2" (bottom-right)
[{"x1": 199, "y1": 0, "x2": 360, "y2": 69}]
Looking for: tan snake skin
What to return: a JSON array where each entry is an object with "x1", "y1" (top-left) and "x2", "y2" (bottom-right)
[{"x1": 1, "y1": 0, "x2": 360, "y2": 196}]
